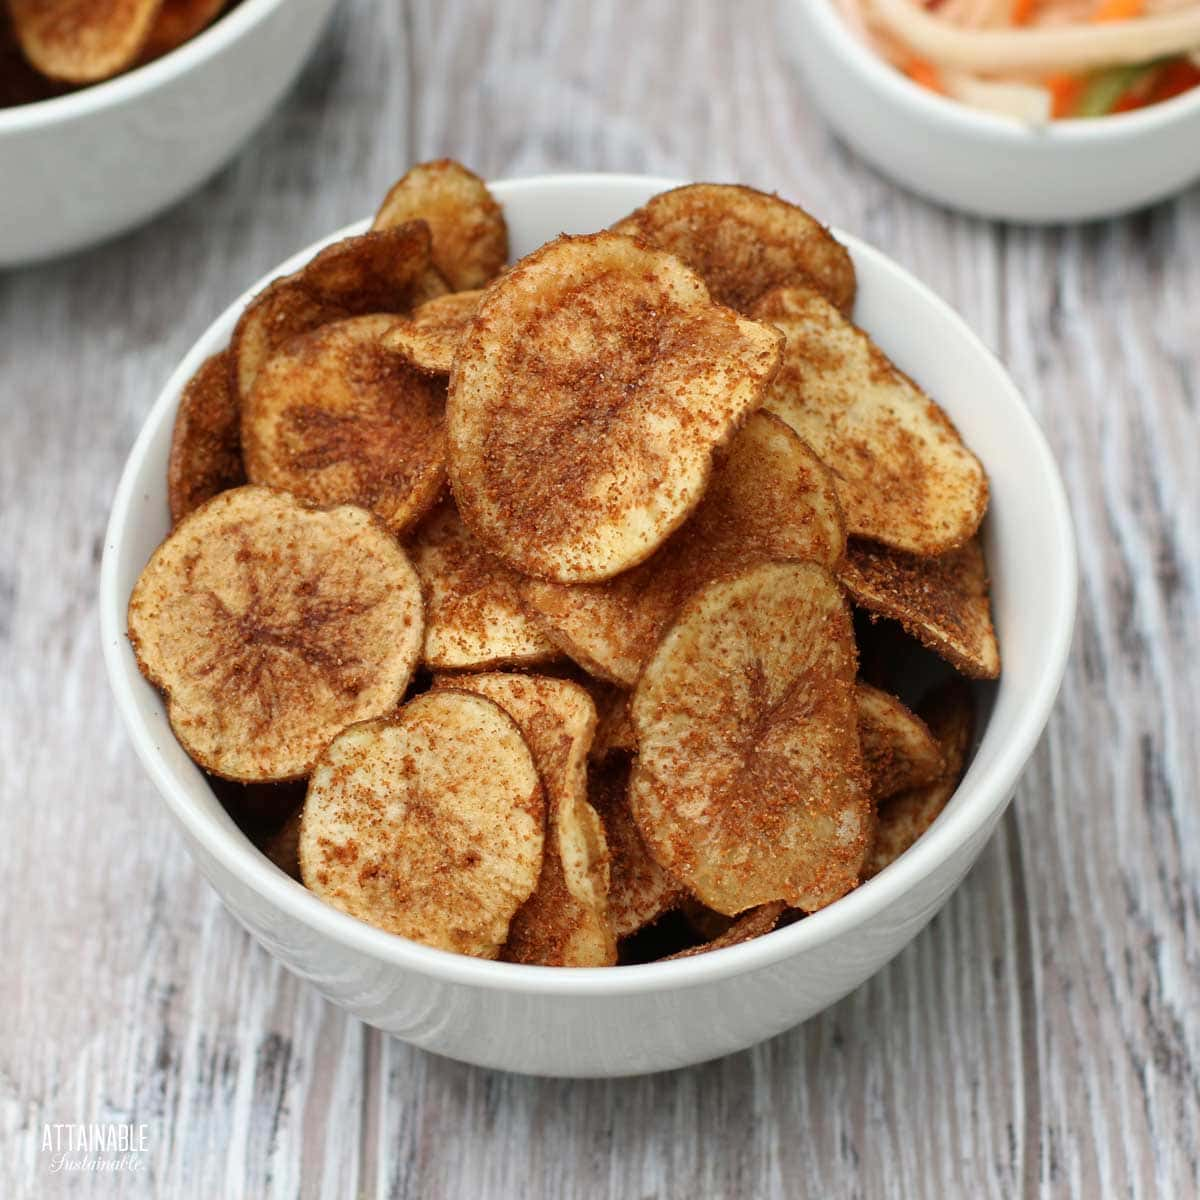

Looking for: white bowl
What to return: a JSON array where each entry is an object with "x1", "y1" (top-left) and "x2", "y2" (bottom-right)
[
  {"x1": 100, "y1": 174, "x2": 1076, "y2": 1077},
  {"x1": 0, "y1": 0, "x2": 337, "y2": 267},
  {"x1": 780, "y1": 0, "x2": 1200, "y2": 223}
]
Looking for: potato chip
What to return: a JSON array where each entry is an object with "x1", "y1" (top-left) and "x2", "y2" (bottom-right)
[
  {"x1": 140, "y1": 0, "x2": 224, "y2": 61},
  {"x1": 589, "y1": 682, "x2": 637, "y2": 760},
  {"x1": 612, "y1": 183, "x2": 855, "y2": 315},
  {"x1": 840, "y1": 537, "x2": 1000, "y2": 679},
  {"x1": 10, "y1": 0, "x2": 163, "y2": 83},
  {"x1": 448, "y1": 232, "x2": 783, "y2": 582},
  {"x1": 128, "y1": 486, "x2": 423, "y2": 781},
  {"x1": 435, "y1": 673, "x2": 615, "y2": 967},
  {"x1": 373, "y1": 160, "x2": 508, "y2": 291},
  {"x1": 864, "y1": 680, "x2": 975, "y2": 878},
  {"x1": 300, "y1": 691, "x2": 544, "y2": 956},
  {"x1": 1, "y1": 11, "x2": 67, "y2": 105},
  {"x1": 166, "y1": 351, "x2": 245, "y2": 525},
  {"x1": 663, "y1": 901, "x2": 786, "y2": 960},
  {"x1": 241, "y1": 315, "x2": 446, "y2": 537},
  {"x1": 410, "y1": 498, "x2": 556, "y2": 671},
  {"x1": 856, "y1": 683, "x2": 943, "y2": 801},
  {"x1": 263, "y1": 809, "x2": 302, "y2": 881},
  {"x1": 230, "y1": 223, "x2": 447, "y2": 404},
  {"x1": 588, "y1": 756, "x2": 685, "y2": 938},
  {"x1": 752, "y1": 285, "x2": 988, "y2": 557},
  {"x1": 384, "y1": 290, "x2": 483, "y2": 375},
  {"x1": 521, "y1": 410, "x2": 844, "y2": 684},
  {"x1": 630, "y1": 561, "x2": 872, "y2": 915}
]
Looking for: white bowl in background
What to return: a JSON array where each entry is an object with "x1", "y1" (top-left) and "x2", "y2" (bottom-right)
[
  {"x1": 780, "y1": 0, "x2": 1200, "y2": 223},
  {"x1": 0, "y1": 0, "x2": 338, "y2": 267},
  {"x1": 100, "y1": 174, "x2": 1076, "y2": 1077}
]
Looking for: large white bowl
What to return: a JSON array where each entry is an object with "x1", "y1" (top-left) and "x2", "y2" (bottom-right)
[
  {"x1": 780, "y1": 0, "x2": 1200, "y2": 223},
  {"x1": 100, "y1": 174, "x2": 1076, "y2": 1077},
  {"x1": 0, "y1": 0, "x2": 337, "y2": 267}
]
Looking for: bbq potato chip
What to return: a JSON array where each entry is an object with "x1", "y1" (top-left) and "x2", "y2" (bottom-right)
[
  {"x1": 241, "y1": 315, "x2": 446, "y2": 536},
  {"x1": 856, "y1": 683, "x2": 944, "y2": 801},
  {"x1": 385, "y1": 290, "x2": 483, "y2": 375},
  {"x1": 521, "y1": 411, "x2": 844, "y2": 685},
  {"x1": 630, "y1": 561, "x2": 872, "y2": 915},
  {"x1": 10, "y1": 0, "x2": 163, "y2": 83},
  {"x1": 448, "y1": 232, "x2": 784, "y2": 582},
  {"x1": 128, "y1": 486, "x2": 423, "y2": 781},
  {"x1": 436, "y1": 673, "x2": 616, "y2": 967},
  {"x1": 663, "y1": 902, "x2": 787, "y2": 960},
  {"x1": 167, "y1": 350, "x2": 245, "y2": 525},
  {"x1": 840, "y1": 537, "x2": 1000, "y2": 679},
  {"x1": 300, "y1": 691, "x2": 544, "y2": 956},
  {"x1": 373, "y1": 160, "x2": 508, "y2": 291},
  {"x1": 612, "y1": 183, "x2": 856, "y2": 315},
  {"x1": 753, "y1": 285, "x2": 988, "y2": 557},
  {"x1": 140, "y1": 0, "x2": 225, "y2": 61}
]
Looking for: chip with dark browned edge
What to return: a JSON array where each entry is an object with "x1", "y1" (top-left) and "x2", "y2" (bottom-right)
[
  {"x1": 663, "y1": 901, "x2": 787, "y2": 960},
  {"x1": 612, "y1": 183, "x2": 856, "y2": 315},
  {"x1": 840, "y1": 537, "x2": 1000, "y2": 679}
]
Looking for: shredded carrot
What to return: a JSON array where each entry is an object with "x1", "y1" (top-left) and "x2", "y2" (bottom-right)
[
  {"x1": 1045, "y1": 72, "x2": 1085, "y2": 117},
  {"x1": 1012, "y1": 0, "x2": 1037, "y2": 24},
  {"x1": 905, "y1": 57, "x2": 945, "y2": 94},
  {"x1": 1091, "y1": 0, "x2": 1146, "y2": 23}
]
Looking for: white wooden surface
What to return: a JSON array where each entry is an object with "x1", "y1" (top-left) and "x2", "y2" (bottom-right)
[{"x1": 2, "y1": 1, "x2": 1198, "y2": 1196}]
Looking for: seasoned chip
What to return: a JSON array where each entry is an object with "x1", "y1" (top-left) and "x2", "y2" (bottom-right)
[
  {"x1": 612, "y1": 183, "x2": 855, "y2": 315},
  {"x1": 436, "y1": 673, "x2": 615, "y2": 967},
  {"x1": 753, "y1": 285, "x2": 988, "y2": 556},
  {"x1": 840, "y1": 537, "x2": 1000, "y2": 679},
  {"x1": 166, "y1": 351, "x2": 245, "y2": 525},
  {"x1": 373, "y1": 160, "x2": 508, "y2": 291},
  {"x1": 856, "y1": 683, "x2": 943, "y2": 801},
  {"x1": 300, "y1": 691, "x2": 544, "y2": 956},
  {"x1": 521, "y1": 411, "x2": 844, "y2": 684},
  {"x1": 663, "y1": 902, "x2": 786, "y2": 960},
  {"x1": 10, "y1": 0, "x2": 162, "y2": 83},
  {"x1": 410, "y1": 498, "x2": 556, "y2": 671},
  {"x1": 384, "y1": 290, "x2": 483, "y2": 375},
  {"x1": 140, "y1": 0, "x2": 224, "y2": 60},
  {"x1": 230, "y1": 223, "x2": 447, "y2": 404},
  {"x1": 590, "y1": 682, "x2": 637, "y2": 760},
  {"x1": 128, "y1": 486, "x2": 423, "y2": 781},
  {"x1": 449, "y1": 232, "x2": 783, "y2": 582},
  {"x1": 263, "y1": 809, "x2": 302, "y2": 881},
  {"x1": 864, "y1": 681, "x2": 975, "y2": 879},
  {"x1": 588, "y1": 756, "x2": 685, "y2": 938},
  {"x1": 241, "y1": 315, "x2": 446, "y2": 536},
  {"x1": 630, "y1": 561, "x2": 872, "y2": 915}
]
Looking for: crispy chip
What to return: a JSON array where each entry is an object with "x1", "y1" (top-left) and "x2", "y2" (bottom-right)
[
  {"x1": 140, "y1": 0, "x2": 224, "y2": 60},
  {"x1": 384, "y1": 290, "x2": 483, "y2": 375},
  {"x1": 588, "y1": 756, "x2": 685, "y2": 938},
  {"x1": 410, "y1": 498, "x2": 557, "y2": 671},
  {"x1": 663, "y1": 901, "x2": 787, "y2": 960},
  {"x1": 435, "y1": 673, "x2": 616, "y2": 967},
  {"x1": 263, "y1": 809, "x2": 302, "y2": 881},
  {"x1": 589, "y1": 681, "x2": 637, "y2": 759},
  {"x1": 300, "y1": 691, "x2": 544, "y2": 956},
  {"x1": 128, "y1": 486, "x2": 423, "y2": 781},
  {"x1": 167, "y1": 351, "x2": 245, "y2": 525},
  {"x1": 521, "y1": 411, "x2": 844, "y2": 684},
  {"x1": 373, "y1": 160, "x2": 508, "y2": 291},
  {"x1": 752, "y1": 285, "x2": 988, "y2": 557},
  {"x1": 864, "y1": 680, "x2": 975, "y2": 878},
  {"x1": 612, "y1": 183, "x2": 855, "y2": 315},
  {"x1": 448, "y1": 232, "x2": 783, "y2": 582},
  {"x1": 230, "y1": 223, "x2": 447, "y2": 404},
  {"x1": 241, "y1": 315, "x2": 446, "y2": 536},
  {"x1": 10, "y1": 0, "x2": 162, "y2": 83},
  {"x1": 856, "y1": 683, "x2": 943, "y2": 801},
  {"x1": 630, "y1": 561, "x2": 872, "y2": 915},
  {"x1": 840, "y1": 537, "x2": 1000, "y2": 679}
]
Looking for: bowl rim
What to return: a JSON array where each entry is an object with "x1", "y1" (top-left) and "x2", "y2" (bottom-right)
[
  {"x1": 803, "y1": 0, "x2": 1200, "y2": 140},
  {"x1": 100, "y1": 172, "x2": 1077, "y2": 998},
  {"x1": 0, "y1": 0, "x2": 293, "y2": 132}
]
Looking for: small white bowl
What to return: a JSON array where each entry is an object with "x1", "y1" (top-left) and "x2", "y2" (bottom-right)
[
  {"x1": 0, "y1": 0, "x2": 337, "y2": 267},
  {"x1": 100, "y1": 174, "x2": 1076, "y2": 1077},
  {"x1": 780, "y1": 0, "x2": 1200, "y2": 223}
]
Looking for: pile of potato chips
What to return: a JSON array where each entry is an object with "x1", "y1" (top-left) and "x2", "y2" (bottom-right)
[{"x1": 129, "y1": 161, "x2": 999, "y2": 966}]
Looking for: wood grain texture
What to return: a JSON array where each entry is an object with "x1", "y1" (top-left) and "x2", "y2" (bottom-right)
[{"x1": 1, "y1": 0, "x2": 1197, "y2": 1196}]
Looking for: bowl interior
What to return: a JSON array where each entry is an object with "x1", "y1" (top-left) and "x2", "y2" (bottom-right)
[{"x1": 100, "y1": 174, "x2": 1075, "y2": 993}]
